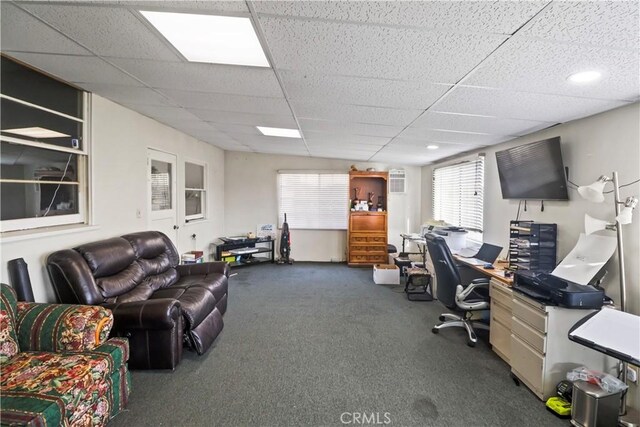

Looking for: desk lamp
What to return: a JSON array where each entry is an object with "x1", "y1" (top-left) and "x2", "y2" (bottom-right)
[{"x1": 577, "y1": 172, "x2": 639, "y2": 427}]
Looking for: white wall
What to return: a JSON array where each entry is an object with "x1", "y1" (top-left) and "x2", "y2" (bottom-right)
[
  {"x1": 224, "y1": 152, "x2": 422, "y2": 262},
  {"x1": 422, "y1": 103, "x2": 640, "y2": 409},
  {"x1": 0, "y1": 95, "x2": 225, "y2": 302}
]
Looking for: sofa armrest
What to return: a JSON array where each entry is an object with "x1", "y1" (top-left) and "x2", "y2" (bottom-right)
[
  {"x1": 176, "y1": 261, "x2": 229, "y2": 278},
  {"x1": 16, "y1": 302, "x2": 113, "y2": 352},
  {"x1": 104, "y1": 299, "x2": 181, "y2": 331}
]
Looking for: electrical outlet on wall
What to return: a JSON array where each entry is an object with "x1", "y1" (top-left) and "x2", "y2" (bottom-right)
[{"x1": 627, "y1": 366, "x2": 638, "y2": 383}]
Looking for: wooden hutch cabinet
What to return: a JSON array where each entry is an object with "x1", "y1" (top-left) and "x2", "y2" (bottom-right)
[{"x1": 347, "y1": 171, "x2": 388, "y2": 266}]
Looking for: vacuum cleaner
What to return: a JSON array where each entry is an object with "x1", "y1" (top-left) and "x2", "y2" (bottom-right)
[{"x1": 278, "y1": 213, "x2": 293, "y2": 265}]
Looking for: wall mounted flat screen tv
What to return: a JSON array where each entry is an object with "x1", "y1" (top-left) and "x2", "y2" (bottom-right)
[{"x1": 495, "y1": 137, "x2": 569, "y2": 200}]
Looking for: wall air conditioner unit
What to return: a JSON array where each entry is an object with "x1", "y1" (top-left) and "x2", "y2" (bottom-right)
[{"x1": 389, "y1": 169, "x2": 406, "y2": 193}]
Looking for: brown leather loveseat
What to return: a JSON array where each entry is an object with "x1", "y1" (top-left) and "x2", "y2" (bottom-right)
[{"x1": 46, "y1": 231, "x2": 228, "y2": 370}]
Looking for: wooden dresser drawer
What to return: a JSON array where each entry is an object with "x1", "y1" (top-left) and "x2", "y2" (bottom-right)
[
  {"x1": 350, "y1": 234, "x2": 386, "y2": 243},
  {"x1": 511, "y1": 334, "x2": 544, "y2": 396},
  {"x1": 349, "y1": 254, "x2": 388, "y2": 264},
  {"x1": 350, "y1": 245, "x2": 387, "y2": 254},
  {"x1": 513, "y1": 297, "x2": 547, "y2": 333},
  {"x1": 512, "y1": 316, "x2": 546, "y2": 354}
]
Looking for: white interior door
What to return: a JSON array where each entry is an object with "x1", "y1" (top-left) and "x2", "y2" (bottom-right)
[{"x1": 147, "y1": 149, "x2": 178, "y2": 243}]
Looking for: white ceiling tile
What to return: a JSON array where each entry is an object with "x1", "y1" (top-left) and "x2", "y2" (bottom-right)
[
  {"x1": 192, "y1": 110, "x2": 297, "y2": 128},
  {"x1": 464, "y1": 37, "x2": 640, "y2": 101},
  {"x1": 231, "y1": 134, "x2": 306, "y2": 146},
  {"x1": 158, "y1": 89, "x2": 290, "y2": 115},
  {"x1": 293, "y1": 102, "x2": 422, "y2": 127},
  {"x1": 435, "y1": 86, "x2": 631, "y2": 123},
  {"x1": 260, "y1": 17, "x2": 507, "y2": 82},
  {"x1": 411, "y1": 111, "x2": 553, "y2": 136},
  {"x1": 1, "y1": 2, "x2": 90, "y2": 55},
  {"x1": 520, "y1": 1, "x2": 640, "y2": 51},
  {"x1": 208, "y1": 123, "x2": 264, "y2": 136},
  {"x1": 368, "y1": 151, "x2": 435, "y2": 166},
  {"x1": 97, "y1": 1, "x2": 249, "y2": 14},
  {"x1": 398, "y1": 128, "x2": 511, "y2": 146},
  {"x1": 280, "y1": 71, "x2": 451, "y2": 109},
  {"x1": 298, "y1": 119, "x2": 402, "y2": 138},
  {"x1": 78, "y1": 83, "x2": 171, "y2": 105},
  {"x1": 109, "y1": 58, "x2": 284, "y2": 97},
  {"x1": 120, "y1": 103, "x2": 202, "y2": 121},
  {"x1": 3, "y1": 52, "x2": 142, "y2": 86},
  {"x1": 20, "y1": 4, "x2": 181, "y2": 60},
  {"x1": 308, "y1": 151, "x2": 373, "y2": 161},
  {"x1": 255, "y1": 1, "x2": 547, "y2": 35},
  {"x1": 304, "y1": 132, "x2": 390, "y2": 147},
  {"x1": 161, "y1": 119, "x2": 218, "y2": 133}
]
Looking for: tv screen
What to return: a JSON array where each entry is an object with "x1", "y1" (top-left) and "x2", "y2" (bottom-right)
[{"x1": 495, "y1": 137, "x2": 569, "y2": 200}]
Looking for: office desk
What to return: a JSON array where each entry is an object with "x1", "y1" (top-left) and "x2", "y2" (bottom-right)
[
  {"x1": 454, "y1": 257, "x2": 611, "y2": 401},
  {"x1": 453, "y1": 256, "x2": 513, "y2": 286}
]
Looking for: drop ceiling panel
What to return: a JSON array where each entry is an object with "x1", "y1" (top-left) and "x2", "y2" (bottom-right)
[
  {"x1": 304, "y1": 132, "x2": 390, "y2": 146},
  {"x1": 0, "y1": 3, "x2": 90, "y2": 55},
  {"x1": 254, "y1": 1, "x2": 547, "y2": 35},
  {"x1": 78, "y1": 83, "x2": 171, "y2": 106},
  {"x1": 280, "y1": 71, "x2": 451, "y2": 110},
  {"x1": 293, "y1": 102, "x2": 422, "y2": 127},
  {"x1": 231, "y1": 134, "x2": 306, "y2": 146},
  {"x1": 520, "y1": 1, "x2": 640, "y2": 51},
  {"x1": 120, "y1": 103, "x2": 201, "y2": 121},
  {"x1": 260, "y1": 17, "x2": 508, "y2": 82},
  {"x1": 161, "y1": 119, "x2": 219, "y2": 133},
  {"x1": 109, "y1": 58, "x2": 284, "y2": 97},
  {"x1": 307, "y1": 150, "x2": 373, "y2": 161},
  {"x1": 192, "y1": 110, "x2": 297, "y2": 128},
  {"x1": 159, "y1": 89, "x2": 290, "y2": 115},
  {"x1": 20, "y1": 4, "x2": 181, "y2": 61},
  {"x1": 94, "y1": 1, "x2": 250, "y2": 14},
  {"x1": 411, "y1": 111, "x2": 553, "y2": 136},
  {"x1": 398, "y1": 128, "x2": 511, "y2": 146},
  {"x1": 298, "y1": 119, "x2": 402, "y2": 138},
  {"x1": 368, "y1": 151, "x2": 437, "y2": 166},
  {"x1": 464, "y1": 37, "x2": 640, "y2": 101},
  {"x1": 3, "y1": 52, "x2": 142, "y2": 86},
  {"x1": 435, "y1": 86, "x2": 631, "y2": 123}
]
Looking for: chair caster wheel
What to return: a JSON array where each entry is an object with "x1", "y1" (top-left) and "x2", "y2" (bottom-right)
[
  {"x1": 439, "y1": 315, "x2": 445, "y2": 321},
  {"x1": 431, "y1": 328, "x2": 439, "y2": 334},
  {"x1": 467, "y1": 340, "x2": 476, "y2": 347}
]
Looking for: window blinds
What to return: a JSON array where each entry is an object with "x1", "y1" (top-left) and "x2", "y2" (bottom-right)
[
  {"x1": 432, "y1": 156, "x2": 485, "y2": 233},
  {"x1": 277, "y1": 172, "x2": 349, "y2": 230}
]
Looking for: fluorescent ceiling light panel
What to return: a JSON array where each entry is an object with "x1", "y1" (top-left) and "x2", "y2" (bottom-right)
[
  {"x1": 427, "y1": 144, "x2": 439, "y2": 150},
  {"x1": 140, "y1": 11, "x2": 269, "y2": 67},
  {"x1": 257, "y1": 126, "x2": 301, "y2": 138},
  {"x1": 3, "y1": 127, "x2": 70, "y2": 138},
  {"x1": 567, "y1": 70, "x2": 602, "y2": 84}
]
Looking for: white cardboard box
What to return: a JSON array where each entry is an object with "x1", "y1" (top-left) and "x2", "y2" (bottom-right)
[{"x1": 373, "y1": 264, "x2": 400, "y2": 285}]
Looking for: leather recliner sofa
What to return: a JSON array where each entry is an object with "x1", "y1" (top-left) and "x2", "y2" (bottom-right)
[{"x1": 46, "y1": 231, "x2": 229, "y2": 370}]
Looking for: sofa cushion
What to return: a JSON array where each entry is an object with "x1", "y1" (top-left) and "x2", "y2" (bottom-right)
[
  {"x1": 122, "y1": 231, "x2": 180, "y2": 266},
  {"x1": 173, "y1": 274, "x2": 228, "y2": 305},
  {"x1": 0, "y1": 284, "x2": 19, "y2": 363},
  {"x1": 76, "y1": 237, "x2": 137, "y2": 278},
  {"x1": 151, "y1": 286, "x2": 216, "y2": 330},
  {"x1": 1, "y1": 351, "x2": 114, "y2": 426}
]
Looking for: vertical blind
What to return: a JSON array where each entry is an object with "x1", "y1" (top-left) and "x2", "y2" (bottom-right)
[
  {"x1": 432, "y1": 156, "x2": 485, "y2": 233},
  {"x1": 277, "y1": 172, "x2": 349, "y2": 229}
]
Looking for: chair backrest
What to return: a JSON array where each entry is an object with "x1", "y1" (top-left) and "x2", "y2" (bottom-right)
[{"x1": 425, "y1": 233, "x2": 461, "y2": 309}]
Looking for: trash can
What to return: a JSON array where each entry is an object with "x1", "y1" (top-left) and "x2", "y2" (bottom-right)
[{"x1": 571, "y1": 380, "x2": 621, "y2": 427}]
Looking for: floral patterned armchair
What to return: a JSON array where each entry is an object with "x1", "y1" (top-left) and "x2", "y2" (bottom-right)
[{"x1": 0, "y1": 283, "x2": 130, "y2": 426}]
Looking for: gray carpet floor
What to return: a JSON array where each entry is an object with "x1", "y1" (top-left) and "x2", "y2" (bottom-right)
[{"x1": 110, "y1": 263, "x2": 566, "y2": 427}]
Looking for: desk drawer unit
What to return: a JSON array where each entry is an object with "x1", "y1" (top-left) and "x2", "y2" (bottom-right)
[{"x1": 489, "y1": 280, "x2": 513, "y2": 363}]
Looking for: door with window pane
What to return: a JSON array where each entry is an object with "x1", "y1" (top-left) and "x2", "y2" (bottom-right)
[{"x1": 147, "y1": 149, "x2": 177, "y2": 243}]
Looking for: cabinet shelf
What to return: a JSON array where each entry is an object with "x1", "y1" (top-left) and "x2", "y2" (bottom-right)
[{"x1": 213, "y1": 237, "x2": 275, "y2": 268}]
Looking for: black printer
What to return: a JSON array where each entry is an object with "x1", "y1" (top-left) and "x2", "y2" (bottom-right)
[{"x1": 514, "y1": 270, "x2": 606, "y2": 309}]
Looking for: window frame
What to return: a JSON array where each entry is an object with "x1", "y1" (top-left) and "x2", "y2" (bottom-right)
[
  {"x1": 0, "y1": 92, "x2": 90, "y2": 233},
  {"x1": 277, "y1": 170, "x2": 349, "y2": 231},
  {"x1": 432, "y1": 155, "x2": 485, "y2": 243},
  {"x1": 184, "y1": 160, "x2": 207, "y2": 223}
]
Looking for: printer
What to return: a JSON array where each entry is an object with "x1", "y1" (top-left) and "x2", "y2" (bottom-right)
[{"x1": 514, "y1": 270, "x2": 606, "y2": 309}]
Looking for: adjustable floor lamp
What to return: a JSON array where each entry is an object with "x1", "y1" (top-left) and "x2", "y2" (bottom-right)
[{"x1": 578, "y1": 172, "x2": 639, "y2": 427}]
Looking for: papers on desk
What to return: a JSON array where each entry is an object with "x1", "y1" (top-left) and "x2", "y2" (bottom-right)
[
  {"x1": 551, "y1": 233, "x2": 617, "y2": 286},
  {"x1": 569, "y1": 308, "x2": 640, "y2": 366}
]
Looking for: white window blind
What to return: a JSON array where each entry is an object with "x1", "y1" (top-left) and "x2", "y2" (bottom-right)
[
  {"x1": 277, "y1": 172, "x2": 349, "y2": 230},
  {"x1": 432, "y1": 156, "x2": 485, "y2": 235}
]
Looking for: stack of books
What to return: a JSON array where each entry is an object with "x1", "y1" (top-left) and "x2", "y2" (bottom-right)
[{"x1": 182, "y1": 251, "x2": 204, "y2": 264}]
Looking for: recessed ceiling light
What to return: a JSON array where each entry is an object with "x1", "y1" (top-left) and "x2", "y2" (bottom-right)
[
  {"x1": 3, "y1": 127, "x2": 70, "y2": 138},
  {"x1": 257, "y1": 126, "x2": 301, "y2": 138},
  {"x1": 427, "y1": 144, "x2": 439, "y2": 150},
  {"x1": 567, "y1": 70, "x2": 602, "y2": 84},
  {"x1": 140, "y1": 11, "x2": 269, "y2": 67}
]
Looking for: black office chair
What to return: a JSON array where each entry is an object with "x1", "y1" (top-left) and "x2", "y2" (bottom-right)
[{"x1": 425, "y1": 233, "x2": 490, "y2": 347}]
